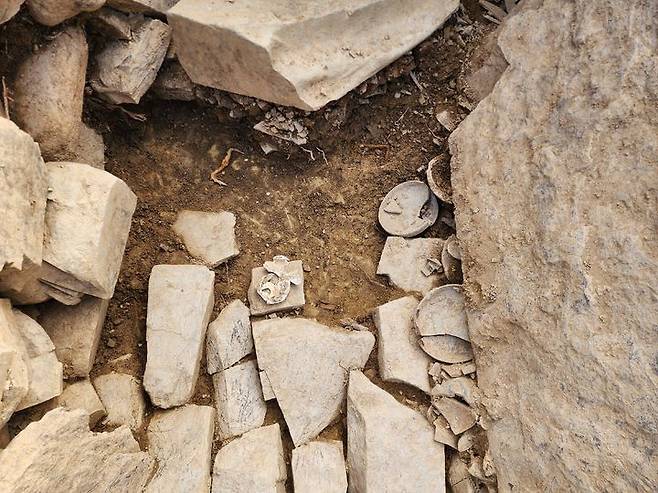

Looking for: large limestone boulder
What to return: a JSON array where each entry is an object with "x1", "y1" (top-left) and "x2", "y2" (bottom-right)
[
  {"x1": 26, "y1": 0, "x2": 105, "y2": 26},
  {"x1": 0, "y1": 408, "x2": 154, "y2": 492},
  {"x1": 449, "y1": 0, "x2": 658, "y2": 490},
  {"x1": 167, "y1": 0, "x2": 460, "y2": 110}
]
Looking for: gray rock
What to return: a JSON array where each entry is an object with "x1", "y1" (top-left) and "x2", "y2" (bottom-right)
[
  {"x1": 146, "y1": 405, "x2": 215, "y2": 493},
  {"x1": 108, "y1": 0, "x2": 178, "y2": 13},
  {"x1": 378, "y1": 181, "x2": 439, "y2": 238},
  {"x1": 347, "y1": 371, "x2": 445, "y2": 492},
  {"x1": 248, "y1": 261, "x2": 305, "y2": 316},
  {"x1": 377, "y1": 237, "x2": 444, "y2": 294},
  {"x1": 26, "y1": 0, "x2": 105, "y2": 26},
  {"x1": 0, "y1": 0, "x2": 24, "y2": 24},
  {"x1": 68, "y1": 124, "x2": 105, "y2": 169},
  {"x1": 431, "y1": 376, "x2": 481, "y2": 407},
  {"x1": 419, "y1": 335, "x2": 473, "y2": 364},
  {"x1": 89, "y1": 7, "x2": 133, "y2": 39},
  {"x1": 414, "y1": 285, "x2": 469, "y2": 340},
  {"x1": 173, "y1": 210, "x2": 239, "y2": 268},
  {"x1": 213, "y1": 360, "x2": 267, "y2": 440},
  {"x1": 211, "y1": 423, "x2": 286, "y2": 493},
  {"x1": 0, "y1": 300, "x2": 29, "y2": 428},
  {"x1": 93, "y1": 372, "x2": 146, "y2": 430},
  {"x1": 55, "y1": 379, "x2": 107, "y2": 427},
  {"x1": 373, "y1": 296, "x2": 431, "y2": 393},
  {"x1": 168, "y1": 0, "x2": 459, "y2": 110},
  {"x1": 432, "y1": 397, "x2": 476, "y2": 435},
  {"x1": 292, "y1": 440, "x2": 347, "y2": 493},
  {"x1": 144, "y1": 264, "x2": 214, "y2": 408},
  {"x1": 206, "y1": 299, "x2": 252, "y2": 374},
  {"x1": 152, "y1": 61, "x2": 197, "y2": 101},
  {"x1": 253, "y1": 318, "x2": 374, "y2": 446}
]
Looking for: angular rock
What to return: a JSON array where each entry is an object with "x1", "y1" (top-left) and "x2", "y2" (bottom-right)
[
  {"x1": 168, "y1": 0, "x2": 459, "y2": 110},
  {"x1": 450, "y1": 1, "x2": 658, "y2": 490},
  {"x1": 146, "y1": 405, "x2": 215, "y2": 493},
  {"x1": 69, "y1": 124, "x2": 106, "y2": 169},
  {"x1": 56, "y1": 379, "x2": 107, "y2": 427},
  {"x1": 248, "y1": 260, "x2": 305, "y2": 316},
  {"x1": 414, "y1": 285, "x2": 469, "y2": 340},
  {"x1": 253, "y1": 318, "x2": 374, "y2": 446},
  {"x1": 433, "y1": 415, "x2": 458, "y2": 449},
  {"x1": 39, "y1": 296, "x2": 109, "y2": 378},
  {"x1": 373, "y1": 296, "x2": 431, "y2": 393},
  {"x1": 433, "y1": 397, "x2": 476, "y2": 434},
  {"x1": 173, "y1": 210, "x2": 239, "y2": 268},
  {"x1": 26, "y1": 0, "x2": 105, "y2": 26},
  {"x1": 206, "y1": 299, "x2": 252, "y2": 374},
  {"x1": 448, "y1": 454, "x2": 476, "y2": 493},
  {"x1": 108, "y1": 0, "x2": 178, "y2": 13},
  {"x1": 0, "y1": 301, "x2": 29, "y2": 427},
  {"x1": 0, "y1": 408, "x2": 154, "y2": 492},
  {"x1": 213, "y1": 359, "x2": 267, "y2": 440},
  {"x1": 432, "y1": 376, "x2": 481, "y2": 407},
  {"x1": 152, "y1": 61, "x2": 197, "y2": 101},
  {"x1": 0, "y1": 119, "x2": 47, "y2": 271},
  {"x1": 0, "y1": 0, "x2": 24, "y2": 24},
  {"x1": 259, "y1": 370, "x2": 275, "y2": 401},
  {"x1": 13, "y1": 27, "x2": 88, "y2": 161},
  {"x1": 441, "y1": 235, "x2": 463, "y2": 283},
  {"x1": 378, "y1": 181, "x2": 439, "y2": 238},
  {"x1": 292, "y1": 440, "x2": 348, "y2": 493},
  {"x1": 0, "y1": 266, "x2": 50, "y2": 305},
  {"x1": 347, "y1": 371, "x2": 445, "y2": 492},
  {"x1": 89, "y1": 7, "x2": 133, "y2": 39},
  {"x1": 94, "y1": 372, "x2": 146, "y2": 430},
  {"x1": 92, "y1": 17, "x2": 171, "y2": 104},
  {"x1": 211, "y1": 423, "x2": 286, "y2": 493},
  {"x1": 144, "y1": 264, "x2": 214, "y2": 408},
  {"x1": 377, "y1": 237, "x2": 444, "y2": 294},
  {"x1": 419, "y1": 335, "x2": 473, "y2": 363}
]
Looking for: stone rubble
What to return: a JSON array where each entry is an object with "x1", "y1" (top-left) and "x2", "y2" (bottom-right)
[
  {"x1": 248, "y1": 259, "x2": 305, "y2": 316},
  {"x1": 173, "y1": 210, "x2": 239, "y2": 268},
  {"x1": 206, "y1": 299, "x2": 252, "y2": 374},
  {"x1": 378, "y1": 181, "x2": 439, "y2": 237},
  {"x1": 26, "y1": 0, "x2": 105, "y2": 26},
  {"x1": 292, "y1": 440, "x2": 348, "y2": 493},
  {"x1": 441, "y1": 235, "x2": 463, "y2": 284},
  {"x1": 433, "y1": 415, "x2": 458, "y2": 449},
  {"x1": 88, "y1": 7, "x2": 134, "y2": 40},
  {"x1": 0, "y1": 265, "x2": 50, "y2": 305},
  {"x1": 152, "y1": 60, "x2": 197, "y2": 101},
  {"x1": 433, "y1": 397, "x2": 476, "y2": 435},
  {"x1": 377, "y1": 237, "x2": 444, "y2": 294},
  {"x1": 94, "y1": 372, "x2": 146, "y2": 430},
  {"x1": 55, "y1": 379, "x2": 107, "y2": 427}
]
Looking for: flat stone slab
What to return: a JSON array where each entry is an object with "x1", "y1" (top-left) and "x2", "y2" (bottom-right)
[
  {"x1": 377, "y1": 237, "x2": 444, "y2": 294},
  {"x1": 378, "y1": 181, "x2": 439, "y2": 237},
  {"x1": 213, "y1": 359, "x2": 267, "y2": 440},
  {"x1": 173, "y1": 210, "x2": 239, "y2": 268},
  {"x1": 146, "y1": 404, "x2": 215, "y2": 493},
  {"x1": 39, "y1": 296, "x2": 109, "y2": 378},
  {"x1": 432, "y1": 396, "x2": 476, "y2": 435},
  {"x1": 247, "y1": 260, "x2": 305, "y2": 316},
  {"x1": 144, "y1": 264, "x2": 214, "y2": 408},
  {"x1": 94, "y1": 372, "x2": 146, "y2": 431},
  {"x1": 253, "y1": 318, "x2": 374, "y2": 446},
  {"x1": 0, "y1": 300, "x2": 29, "y2": 428},
  {"x1": 211, "y1": 423, "x2": 286, "y2": 493},
  {"x1": 259, "y1": 370, "x2": 275, "y2": 401},
  {"x1": 347, "y1": 371, "x2": 445, "y2": 493},
  {"x1": 292, "y1": 440, "x2": 348, "y2": 493},
  {"x1": 206, "y1": 299, "x2": 252, "y2": 374},
  {"x1": 168, "y1": 0, "x2": 459, "y2": 110},
  {"x1": 373, "y1": 296, "x2": 431, "y2": 393},
  {"x1": 414, "y1": 284, "x2": 470, "y2": 340},
  {"x1": 419, "y1": 335, "x2": 473, "y2": 364},
  {"x1": 56, "y1": 379, "x2": 106, "y2": 427}
]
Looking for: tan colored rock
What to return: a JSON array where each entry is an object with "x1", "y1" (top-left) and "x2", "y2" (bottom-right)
[
  {"x1": 206, "y1": 299, "x2": 252, "y2": 374},
  {"x1": 94, "y1": 372, "x2": 145, "y2": 430},
  {"x1": 0, "y1": 0, "x2": 24, "y2": 24},
  {"x1": 433, "y1": 397, "x2": 476, "y2": 435},
  {"x1": 26, "y1": 0, "x2": 105, "y2": 26},
  {"x1": 152, "y1": 60, "x2": 197, "y2": 101},
  {"x1": 69, "y1": 124, "x2": 106, "y2": 169},
  {"x1": 89, "y1": 7, "x2": 133, "y2": 39},
  {"x1": 450, "y1": 0, "x2": 658, "y2": 490},
  {"x1": 0, "y1": 266, "x2": 50, "y2": 305},
  {"x1": 259, "y1": 370, "x2": 275, "y2": 401},
  {"x1": 173, "y1": 210, "x2": 239, "y2": 267},
  {"x1": 431, "y1": 376, "x2": 481, "y2": 407},
  {"x1": 0, "y1": 300, "x2": 29, "y2": 428},
  {"x1": 433, "y1": 415, "x2": 458, "y2": 449},
  {"x1": 56, "y1": 379, "x2": 107, "y2": 427},
  {"x1": 377, "y1": 237, "x2": 444, "y2": 294},
  {"x1": 292, "y1": 440, "x2": 347, "y2": 493},
  {"x1": 0, "y1": 119, "x2": 47, "y2": 271},
  {"x1": 168, "y1": 0, "x2": 459, "y2": 110},
  {"x1": 108, "y1": 0, "x2": 178, "y2": 13},
  {"x1": 0, "y1": 408, "x2": 154, "y2": 492}
]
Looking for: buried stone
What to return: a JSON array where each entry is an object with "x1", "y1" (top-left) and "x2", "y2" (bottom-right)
[{"x1": 173, "y1": 210, "x2": 239, "y2": 268}]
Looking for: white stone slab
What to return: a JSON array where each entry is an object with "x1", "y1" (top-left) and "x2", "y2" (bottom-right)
[
  {"x1": 94, "y1": 372, "x2": 146, "y2": 430},
  {"x1": 173, "y1": 210, "x2": 239, "y2": 268},
  {"x1": 206, "y1": 299, "x2": 252, "y2": 374},
  {"x1": 0, "y1": 301, "x2": 29, "y2": 428},
  {"x1": 292, "y1": 440, "x2": 347, "y2": 493},
  {"x1": 56, "y1": 379, "x2": 107, "y2": 427},
  {"x1": 377, "y1": 237, "x2": 444, "y2": 294}
]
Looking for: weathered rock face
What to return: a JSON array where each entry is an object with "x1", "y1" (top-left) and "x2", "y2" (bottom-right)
[
  {"x1": 0, "y1": 408, "x2": 154, "y2": 492},
  {"x1": 173, "y1": 210, "x2": 239, "y2": 268},
  {"x1": 94, "y1": 372, "x2": 146, "y2": 430},
  {"x1": 55, "y1": 379, "x2": 107, "y2": 427},
  {"x1": 0, "y1": 300, "x2": 29, "y2": 427},
  {"x1": 26, "y1": 0, "x2": 105, "y2": 26},
  {"x1": 0, "y1": 0, "x2": 24, "y2": 24},
  {"x1": 206, "y1": 299, "x2": 252, "y2": 374},
  {"x1": 108, "y1": 0, "x2": 178, "y2": 13},
  {"x1": 292, "y1": 440, "x2": 347, "y2": 493},
  {"x1": 449, "y1": 0, "x2": 658, "y2": 491},
  {"x1": 167, "y1": 0, "x2": 460, "y2": 110}
]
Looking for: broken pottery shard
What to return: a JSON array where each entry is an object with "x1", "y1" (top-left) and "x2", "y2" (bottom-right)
[
  {"x1": 26, "y1": 0, "x2": 105, "y2": 26},
  {"x1": 38, "y1": 296, "x2": 109, "y2": 378},
  {"x1": 448, "y1": 454, "x2": 476, "y2": 493},
  {"x1": 213, "y1": 359, "x2": 267, "y2": 440},
  {"x1": 347, "y1": 371, "x2": 445, "y2": 493},
  {"x1": 433, "y1": 415, "x2": 458, "y2": 449},
  {"x1": 292, "y1": 440, "x2": 347, "y2": 493},
  {"x1": 0, "y1": 119, "x2": 47, "y2": 271},
  {"x1": 432, "y1": 376, "x2": 481, "y2": 407},
  {"x1": 373, "y1": 296, "x2": 431, "y2": 393},
  {"x1": 414, "y1": 284, "x2": 470, "y2": 340},
  {"x1": 144, "y1": 264, "x2": 214, "y2": 408},
  {"x1": 433, "y1": 397, "x2": 476, "y2": 434},
  {"x1": 173, "y1": 210, "x2": 239, "y2": 267},
  {"x1": 378, "y1": 181, "x2": 439, "y2": 237},
  {"x1": 426, "y1": 155, "x2": 453, "y2": 204},
  {"x1": 94, "y1": 372, "x2": 146, "y2": 430},
  {"x1": 0, "y1": 0, "x2": 24, "y2": 24},
  {"x1": 152, "y1": 61, "x2": 197, "y2": 101},
  {"x1": 377, "y1": 237, "x2": 444, "y2": 294},
  {"x1": 211, "y1": 423, "x2": 286, "y2": 493},
  {"x1": 168, "y1": 0, "x2": 459, "y2": 110},
  {"x1": 56, "y1": 379, "x2": 107, "y2": 427},
  {"x1": 13, "y1": 27, "x2": 88, "y2": 161},
  {"x1": 92, "y1": 17, "x2": 171, "y2": 104},
  {"x1": 442, "y1": 235, "x2": 463, "y2": 283},
  {"x1": 0, "y1": 301, "x2": 29, "y2": 428},
  {"x1": 108, "y1": 0, "x2": 178, "y2": 13},
  {"x1": 40, "y1": 163, "x2": 137, "y2": 299},
  {"x1": 0, "y1": 408, "x2": 154, "y2": 492},
  {"x1": 146, "y1": 405, "x2": 215, "y2": 493},
  {"x1": 259, "y1": 370, "x2": 275, "y2": 401},
  {"x1": 253, "y1": 318, "x2": 374, "y2": 446},
  {"x1": 420, "y1": 335, "x2": 473, "y2": 364},
  {"x1": 248, "y1": 260, "x2": 305, "y2": 316},
  {"x1": 206, "y1": 299, "x2": 252, "y2": 374}
]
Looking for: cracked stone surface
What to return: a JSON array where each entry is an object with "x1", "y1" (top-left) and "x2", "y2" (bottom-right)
[
  {"x1": 377, "y1": 237, "x2": 444, "y2": 294},
  {"x1": 206, "y1": 299, "x2": 252, "y2": 374},
  {"x1": 173, "y1": 210, "x2": 239, "y2": 268},
  {"x1": 292, "y1": 440, "x2": 347, "y2": 493}
]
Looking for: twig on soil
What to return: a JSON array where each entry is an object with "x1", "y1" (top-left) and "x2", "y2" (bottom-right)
[
  {"x1": 210, "y1": 147, "x2": 243, "y2": 186},
  {"x1": 2, "y1": 77, "x2": 11, "y2": 120},
  {"x1": 300, "y1": 147, "x2": 315, "y2": 161},
  {"x1": 480, "y1": 0, "x2": 507, "y2": 21},
  {"x1": 316, "y1": 147, "x2": 328, "y2": 166}
]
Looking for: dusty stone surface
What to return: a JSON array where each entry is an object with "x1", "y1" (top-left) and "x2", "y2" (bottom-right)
[
  {"x1": 433, "y1": 415, "x2": 458, "y2": 449},
  {"x1": 248, "y1": 261, "x2": 305, "y2": 316},
  {"x1": 373, "y1": 296, "x2": 431, "y2": 393},
  {"x1": 378, "y1": 181, "x2": 439, "y2": 237},
  {"x1": 0, "y1": 0, "x2": 24, "y2": 24},
  {"x1": 0, "y1": 266, "x2": 50, "y2": 305},
  {"x1": 420, "y1": 335, "x2": 473, "y2": 364},
  {"x1": 433, "y1": 397, "x2": 476, "y2": 435},
  {"x1": 450, "y1": 0, "x2": 658, "y2": 490},
  {"x1": 94, "y1": 372, "x2": 146, "y2": 430},
  {"x1": 38, "y1": 296, "x2": 109, "y2": 378},
  {"x1": 146, "y1": 404, "x2": 215, "y2": 493},
  {"x1": 92, "y1": 17, "x2": 171, "y2": 104},
  {"x1": 40, "y1": 163, "x2": 137, "y2": 299},
  {"x1": 26, "y1": 0, "x2": 105, "y2": 26},
  {"x1": 211, "y1": 423, "x2": 286, "y2": 493},
  {"x1": 259, "y1": 370, "x2": 275, "y2": 401},
  {"x1": 152, "y1": 61, "x2": 197, "y2": 101},
  {"x1": 377, "y1": 237, "x2": 444, "y2": 294},
  {"x1": 0, "y1": 408, "x2": 154, "y2": 492},
  {"x1": 70, "y1": 124, "x2": 106, "y2": 169},
  {"x1": 347, "y1": 371, "x2": 445, "y2": 493},
  {"x1": 89, "y1": 7, "x2": 133, "y2": 39},
  {"x1": 109, "y1": 0, "x2": 178, "y2": 13},
  {"x1": 253, "y1": 318, "x2": 374, "y2": 446},
  {"x1": 56, "y1": 379, "x2": 107, "y2": 427},
  {"x1": 13, "y1": 27, "x2": 88, "y2": 161},
  {"x1": 0, "y1": 300, "x2": 29, "y2": 428},
  {"x1": 292, "y1": 440, "x2": 347, "y2": 493},
  {"x1": 168, "y1": 0, "x2": 459, "y2": 110},
  {"x1": 173, "y1": 210, "x2": 239, "y2": 268},
  {"x1": 206, "y1": 299, "x2": 252, "y2": 374},
  {"x1": 0, "y1": 119, "x2": 47, "y2": 271},
  {"x1": 414, "y1": 284, "x2": 469, "y2": 340},
  {"x1": 144, "y1": 264, "x2": 214, "y2": 408},
  {"x1": 213, "y1": 359, "x2": 267, "y2": 440}
]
